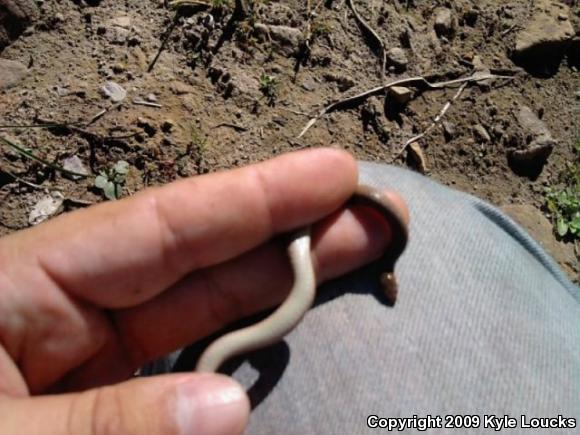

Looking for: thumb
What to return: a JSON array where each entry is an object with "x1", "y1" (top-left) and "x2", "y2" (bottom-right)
[{"x1": 1, "y1": 373, "x2": 250, "y2": 435}]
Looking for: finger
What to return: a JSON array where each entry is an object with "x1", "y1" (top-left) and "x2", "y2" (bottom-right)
[
  {"x1": 1, "y1": 374, "x2": 249, "y2": 435},
  {"x1": 55, "y1": 189, "x2": 408, "y2": 390},
  {"x1": 102, "y1": 196, "x2": 399, "y2": 370},
  {"x1": 3, "y1": 148, "x2": 357, "y2": 309}
]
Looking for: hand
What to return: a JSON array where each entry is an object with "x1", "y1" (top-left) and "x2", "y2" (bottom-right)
[{"x1": 0, "y1": 148, "x2": 408, "y2": 434}]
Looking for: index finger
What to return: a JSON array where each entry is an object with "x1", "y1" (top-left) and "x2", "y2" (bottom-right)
[{"x1": 8, "y1": 148, "x2": 358, "y2": 308}]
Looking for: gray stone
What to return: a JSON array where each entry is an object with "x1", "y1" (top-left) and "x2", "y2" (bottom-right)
[
  {"x1": 517, "y1": 105, "x2": 554, "y2": 142},
  {"x1": 387, "y1": 47, "x2": 408, "y2": 71},
  {"x1": 509, "y1": 105, "x2": 556, "y2": 174},
  {"x1": 105, "y1": 15, "x2": 132, "y2": 44},
  {"x1": 29, "y1": 192, "x2": 64, "y2": 226},
  {"x1": 102, "y1": 81, "x2": 127, "y2": 102},
  {"x1": 171, "y1": 81, "x2": 196, "y2": 95},
  {"x1": 324, "y1": 73, "x2": 355, "y2": 92},
  {"x1": 442, "y1": 121, "x2": 457, "y2": 140},
  {"x1": 254, "y1": 23, "x2": 302, "y2": 54},
  {"x1": 434, "y1": 7, "x2": 455, "y2": 37},
  {"x1": 301, "y1": 78, "x2": 317, "y2": 92},
  {"x1": 0, "y1": 58, "x2": 28, "y2": 89},
  {"x1": 473, "y1": 124, "x2": 491, "y2": 142},
  {"x1": 62, "y1": 155, "x2": 89, "y2": 179},
  {"x1": 228, "y1": 73, "x2": 261, "y2": 99}
]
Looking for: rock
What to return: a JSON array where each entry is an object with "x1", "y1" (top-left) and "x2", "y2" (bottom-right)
[
  {"x1": 323, "y1": 73, "x2": 355, "y2": 92},
  {"x1": 365, "y1": 96, "x2": 384, "y2": 118},
  {"x1": 463, "y1": 9, "x2": 479, "y2": 26},
  {"x1": 473, "y1": 124, "x2": 491, "y2": 142},
  {"x1": 0, "y1": 58, "x2": 28, "y2": 89},
  {"x1": 254, "y1": 23, "x2": 302, "y2": 54},
  {"x1": 386, "y1": 47, "x2": 408, "y2": 71},
  {"x1": 102, "y1": 81, "x2": 127, "y2": 102},
  {"x1": 105, "y1": 15, "x2": 132, "y2": 44},
  {"x1": 508, "y1": 106, "x2": 556, "y2": 177},
  {"x1": 510, "y1": 145, "x2": 553, "y2": 167},
  {"x1": 136, "y1": 117, "x2": 157, "y2": 137},
  {"x1": 301, "y1": 78, "x2": 317, "y2": 92},
  {"x1": 471, "y1": 55, "x2": 493, "y2": 89},
  {"x1": 0, "y1": 0, "x2": 39, "y2": 50},
  {"x1": 362, "y1": 97, "x2": 390, "y2": 142},
  {"x1": 161, "y1": 119, "x2": 175, "y2": 133},
  {"x1": 427, "y1": 30, "x2": 443, "y2": 56},
  {"x1": 226, "y1": 73, "x2": 261, "y2": 100},
  {"x1": 388, "y1": 86, "x2": 412, "y2": 104},
  {"x1": 442, "y1": 121, "x2": 457, "y2": 140},
  {"x1": 434, "y1": 7, "x2": 455, "y2": 37},
  {"x1": 517, "y1": 106, "x2": 554, "y2": 142},
  {"x1": 29, "y1": 192, "x2": 64, "y2": 225},
  {"x1": 513, "y1": 0, "x2": 574, "y2": 76},
  {"x1": 62, "y1": 155, "x2": 89, "y2": 180},
  {"x1": 171, "y1": 81, "x2": 196, "y2": 95},
  {"x1": 501, "y1": 204, "x2": 577, "y2": 280},
  {"x1": 408, "y1": 142, "x2": 428, "y2": 173}
]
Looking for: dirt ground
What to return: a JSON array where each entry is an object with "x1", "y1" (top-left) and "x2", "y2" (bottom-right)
[{"x1": 0, "y1": 0, "x2": 578, "y2": 280}]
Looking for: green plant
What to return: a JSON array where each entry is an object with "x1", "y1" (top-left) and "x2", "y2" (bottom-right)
[
  {"x1": 188, "y1": 123, "x2": 207, "y2": 152},
  {"x1": 211, "y1": 0, "x2": 230, "y2": 9},
  {"x1": 545, "y1": 138, "x2": 580, "y2": 238},
  {"x1": 259, "y1": 73, "x2": 278, "y2": 106},
  {"x1": 95, "y1": 160, "x2": 130, "y2": 200},
  {"x1": 312, "y1": 21, "x2": 331, "y2": 38}
]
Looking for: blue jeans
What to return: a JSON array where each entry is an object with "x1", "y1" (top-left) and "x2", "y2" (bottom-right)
[{"x1": 145, "y1": 163, "x2": 580, "y2": 434}]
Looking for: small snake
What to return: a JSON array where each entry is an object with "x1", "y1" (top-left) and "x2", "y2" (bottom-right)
[{"x1": 196, "y1": 185, "x2": 409, "y2": 373}]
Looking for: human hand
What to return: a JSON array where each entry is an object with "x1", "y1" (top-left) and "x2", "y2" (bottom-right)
[{"x1": 0, "y1": 148, "x2": 408, "y2": 434}]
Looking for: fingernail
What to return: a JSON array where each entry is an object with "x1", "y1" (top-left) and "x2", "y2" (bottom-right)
[{"x1": 173, "y1": 374, "x2": 249, "y2": 435}]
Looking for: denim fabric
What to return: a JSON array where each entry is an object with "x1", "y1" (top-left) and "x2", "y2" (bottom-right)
[{"x1": 147, "y1": 163, "x2": 580, "y2": 434}]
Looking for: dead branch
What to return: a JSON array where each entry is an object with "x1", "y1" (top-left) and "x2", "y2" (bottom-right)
[
  {"x1": 298, "y1": 73, "x2": 515, "y2": 138},
  {"x1": 211, "y1": 122, "x2": 248, "y2": 132},
  {"x1": 132, "y1": 98, "x2": 163, "y2": 108},
  {"x1": 392, "y1": 82, "x2": 467, "y2": 161},
  {"x1": 168, "y1": 0, "x2": 211, "y2": 8},
  {"x1": 346, "y1": 0, "x2": 387, "y2": 80}
]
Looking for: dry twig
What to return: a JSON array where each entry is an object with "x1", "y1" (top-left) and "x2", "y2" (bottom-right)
[
  {"x1": 346, "y1": 0, "x2": 387, "y2": 80},
  {"x1": 132, "y1": 98, "x2": 163, "y2": 108},
  {"x1": 298, "y1": 73, "x2": 514, "y2": 138},
  {"x1": 392, "y1": 82, "x2": 467, "y2": 161},
  {"x1": 211, "y1": 122, "x2": 248, "y2": 132}
]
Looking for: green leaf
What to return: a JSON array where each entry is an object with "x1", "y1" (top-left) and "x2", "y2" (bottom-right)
[
  {"x1": 556, "y1": 218, "x2": 569, "y2": 237},
  {"x1": 95, "y1": 175, "x2": 109, "y2": 189},
  {"x1": 114, "y1": 160, "x2": 130, "y2": 175},
  {"x1": 570, "y1": 216, "x2": 580, "y2": 234},
  {"x1": 103, "y1": 181, "x2": 118, "y2": 200}
]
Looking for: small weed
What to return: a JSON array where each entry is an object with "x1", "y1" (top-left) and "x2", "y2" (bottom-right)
[
  {"x1": 545, "y1": 137, "x2": 580, "y2": 239},
  {"x1": 94, "y1": 160, "x2": 130, "y2": 200},
  {"x1": 259, "y1": 73, "x2": 278, "y2": 106},
  {"x1": 211, "y1": 0, "x2": 230, "y2": 9},
  {"x1": 0, "y1": 130, "x2": 88, "y2": 179},
  {"x1": 312, "y1": 21, "x2": 331, "y2": 38},
  {"x1": 189, "y1": 123, "x2": 207, "y2": 153}
]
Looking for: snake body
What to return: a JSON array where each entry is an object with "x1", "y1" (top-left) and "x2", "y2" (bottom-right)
[{"x1": 196, "y1": 185, "x2": 408, "y2": 373}]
